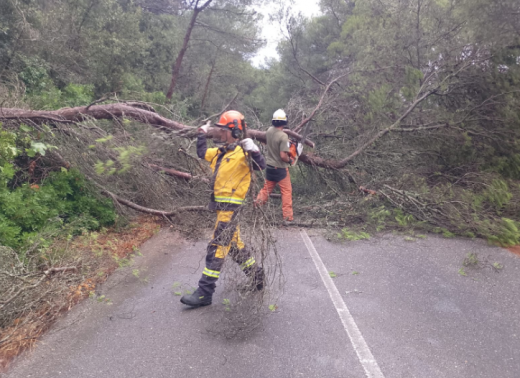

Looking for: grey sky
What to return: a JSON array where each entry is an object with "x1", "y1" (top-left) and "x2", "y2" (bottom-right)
[{"x1": 251, "y1": 0, "x2": 321, "y2": 67}]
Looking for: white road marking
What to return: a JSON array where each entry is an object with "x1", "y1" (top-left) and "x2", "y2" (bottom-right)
[{"x1": 300, "y1": 230, "x2": 385, "y2": 378}]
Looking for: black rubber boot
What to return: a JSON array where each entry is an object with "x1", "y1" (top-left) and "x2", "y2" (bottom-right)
[{"x1": 180, "y1": 288, "x2": 212, "y2": 307}]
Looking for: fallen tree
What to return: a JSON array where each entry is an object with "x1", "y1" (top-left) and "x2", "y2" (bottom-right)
[
  {"x1": 0, "y1": 102, "x2": 348, "y2": 179},
  {"x1": 0, "y1": 103, "x2": 315, "y2": 147},
  {"x1": 0, "y1": 106, "x2": 287, "y2": 218}
]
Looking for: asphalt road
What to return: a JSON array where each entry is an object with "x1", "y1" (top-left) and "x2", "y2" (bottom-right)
[{"x1": 3, "y1": 228, "x2": 520, "y2": 378}]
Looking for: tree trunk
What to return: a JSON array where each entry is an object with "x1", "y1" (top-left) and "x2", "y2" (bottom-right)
[
  {"x1": 166, "y1": 0, "x2": 213, "y2": 99},
  {"x1": 0, "y1": 103, "x2": 187, "y2": 130},
  {"x1": 0, "y1": 103, "x2": 315, "y2": 146},
  {"x1": 201, "y1": 57, "x2": 216, "y2": 109},
  {"x1": 0, "y1": 103, "x2": 320, "y2": 163}
]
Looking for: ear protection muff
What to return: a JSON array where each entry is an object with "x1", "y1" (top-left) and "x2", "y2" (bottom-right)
[{"x1": 231, "y1": 119, "x2": 243, "y2": 139}]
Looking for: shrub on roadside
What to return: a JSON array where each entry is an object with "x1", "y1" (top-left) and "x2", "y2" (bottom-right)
[{"x1": 0, "y1": 127, "x2": 116, "y2": 251}]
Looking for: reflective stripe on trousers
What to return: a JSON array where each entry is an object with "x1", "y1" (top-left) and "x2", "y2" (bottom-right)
[
  {"x1": 198, "y1": 210, "x2": 259, "y2": 295},
  {"x1": 213, "y1": 196, "x2": 245, "y2": 205}
]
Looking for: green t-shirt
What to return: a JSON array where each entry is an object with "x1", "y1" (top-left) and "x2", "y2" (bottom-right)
[{"x1": 265, "y1": 126, "x2": 290, "y2": 168}]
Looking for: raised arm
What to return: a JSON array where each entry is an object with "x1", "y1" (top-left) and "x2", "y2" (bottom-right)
[{"x1": 251, "y1": 150, "x2": 266, "y2": 171}]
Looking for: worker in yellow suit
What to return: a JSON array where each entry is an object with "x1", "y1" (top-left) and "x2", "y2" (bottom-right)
[{"x1": 180, "y1": 110, "x2": 266, "y2": 308}]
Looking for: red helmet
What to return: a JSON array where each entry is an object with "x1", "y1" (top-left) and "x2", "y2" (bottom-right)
[{"x1": 215, "y1": 110, "x2": 245, "y2": 131}]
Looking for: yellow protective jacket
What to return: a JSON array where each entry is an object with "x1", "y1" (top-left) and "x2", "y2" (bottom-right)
[{"x1": 197, "y1": 134, "x2": 266, "y2": 210}]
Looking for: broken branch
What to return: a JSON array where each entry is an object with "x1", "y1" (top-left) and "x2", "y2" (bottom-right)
[
  {"x1": 146, "y1": 163, "x2": 209, "y2": 182},
  {"x1": 93, "y1": 182, "x2": 208, "y2": 217},
  {"x1": 293, "y1": 74, "x2": 348, "y2": 133}
]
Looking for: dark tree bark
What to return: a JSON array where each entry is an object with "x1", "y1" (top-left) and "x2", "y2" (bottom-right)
[{"x1": 166, "y1": 0, "x2": 213, "y2": 99}]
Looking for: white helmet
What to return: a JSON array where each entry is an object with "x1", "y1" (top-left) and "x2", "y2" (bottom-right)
[{"x1": 272, "y1": 109, "x2": 288, "y2": 126}]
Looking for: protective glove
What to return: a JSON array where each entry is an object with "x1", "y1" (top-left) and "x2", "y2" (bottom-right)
[
  {"x1": 240, "y1": 138, "x2": 259, "y2": 153},
  {"x1": 198, "y1": 120, "x2": 211, "y2": 134}
]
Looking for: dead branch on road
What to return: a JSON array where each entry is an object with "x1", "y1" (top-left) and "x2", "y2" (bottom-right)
[{"x1": 0, "y1": 266, "x2": 78, "y2": 311}]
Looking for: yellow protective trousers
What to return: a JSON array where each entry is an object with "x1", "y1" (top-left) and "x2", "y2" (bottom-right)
[{"x1": 198, "y1": 210, "x2": 260, "y2": 295}]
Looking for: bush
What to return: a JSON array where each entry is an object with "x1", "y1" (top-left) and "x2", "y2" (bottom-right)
[
  {"x1": 0, "y1": 168, "x2": 116, "y2": 250},
  {"x1": 19, "y1": 56, "x2": 94, "y2": 110},
  {"x1": 27, "y1": 83, "x2": 94, "y2": 110},
  {"x1": 18, "y1": 57, "x2": 51, "y2": 94},
  {"x1": 0, "y1": 128, "x2": 115, "y2": 250},
  {"x1": 486, "y1": 218, "x2": 520, "y2": 247}
]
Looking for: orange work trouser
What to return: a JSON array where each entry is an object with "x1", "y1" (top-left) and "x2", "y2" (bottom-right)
[{"x1": 255, "y1": 169, "x2": 293, "y2": 221}]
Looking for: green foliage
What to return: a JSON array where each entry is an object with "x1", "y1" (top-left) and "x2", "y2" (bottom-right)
[
  {"x1": 0, "y1": 168, "x2": 116, "y2": 249},
  {"x1": 338, "y1": 228, "x2": 370, "y2": 241},
  {"x1": 463, "y1": 253, "x2": 479, "y2": 267},
  {"x1": 18, "y1": 57, "x2": 51, "y2": 94},
  {"x1": 393, "y1": 209, "x2": 416, "y2": 227},
  {"x1": 401, "y1": 67, "x2": 424, "y2": 101},
  {"x1": 442, "y1": 230, "x2": 455, "y2": 238},
  {"x1": 113, "y1": 254, "x2": 133, "y2": 268},
  {"x1": 95, "y1": 145, "x2": 146, "y2": 175},
  {"x1": 369, "y1": 206, "x2": 391, "y2": 223},
  {"x1": 27, "y1": 83, "x2": 94, "y2": 110},
  {"x1": 91, "y1": 293, "x2": 112, "y2": 305},
  {"x1": 61, "y1": 84, "x2": 95, "y2": 107},
  {"x1": 487, "y1": 218, "x2": 520, "y2": 247},
  {"x1": 489, "y1": 154, "x2": 520, "y2": 180},
  {"x1": 482, "y1": 179, "x2": 512, "y2": 212},
  {"x1": 366, "y1": 84, "x2": 392, "y2": 120},
  {"x1": 0, "y1": 131, "x2": 19, "y2": 186},
  {"x1": 26, "y1": 140, "x2": 57, "y2": 157},
  {"x1": 432, "y1": 227, "x2": 455, "y2": 238},
  {"x1": 0, "y1": 128, "x2": 115, "y2": 250},
  {"x1": 369, "y1": 206, "x2": 391, "y2": 231}
]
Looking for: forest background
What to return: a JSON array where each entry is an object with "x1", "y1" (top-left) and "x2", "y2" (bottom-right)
[{"x1": 1, "y1": 0, "x2": 520, "y2": 365}]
